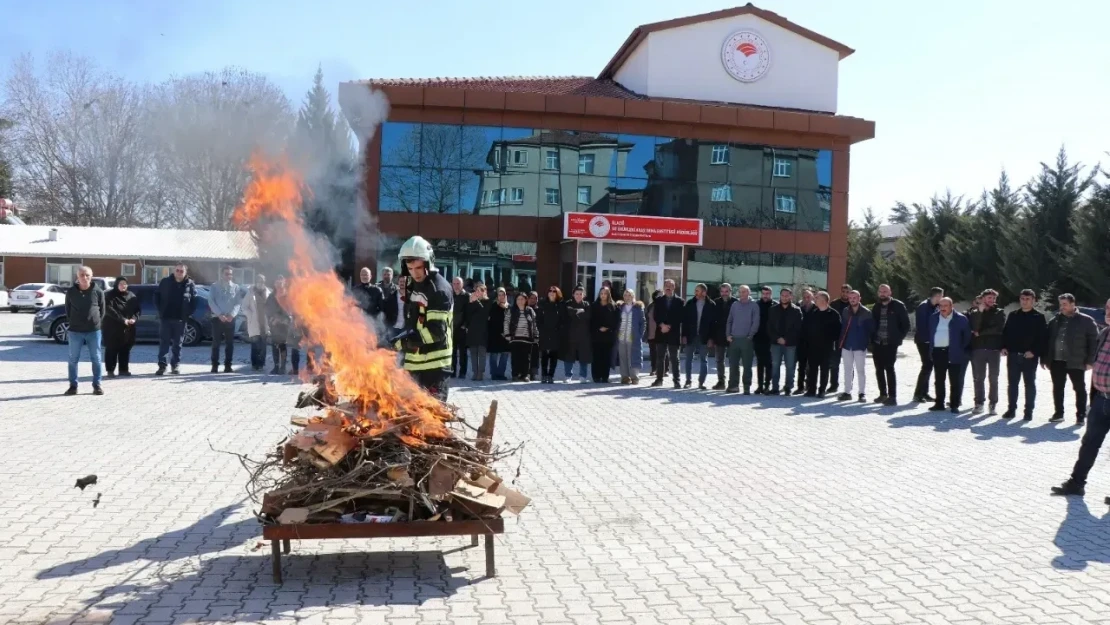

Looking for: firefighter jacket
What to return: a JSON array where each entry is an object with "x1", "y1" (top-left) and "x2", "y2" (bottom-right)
[{"x1": 395, "y1": 270, "x2": 453, "y2": 373}]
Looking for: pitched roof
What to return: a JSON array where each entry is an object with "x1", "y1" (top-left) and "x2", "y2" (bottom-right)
[
  {"x1": 363, "y1": 76, "x2": 643, "y2": 100},
  {"x1": 599, "y1": 3, "x2": 855, "y2": 79},
  {"x1": 0, "y1": 225, "x2": 258, "y2": 261}
]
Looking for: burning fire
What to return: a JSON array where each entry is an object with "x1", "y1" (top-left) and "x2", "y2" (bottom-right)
[{"x1": 232, "y1": 154, "x2": 452, "y2": 444}]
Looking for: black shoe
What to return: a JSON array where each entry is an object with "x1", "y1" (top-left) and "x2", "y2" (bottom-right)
[
  {"x1": 1077, "y1": 417, "x2": 1086, "y2": 426},
  {"x1": 683, "y1": 380, "x2": 692, "y2": 389},
  {"x1": 106, "y1": 371, "x2": 116, "y2": 378},
  {"x1": 1051, "y1": 480, "x2": 1085, "y2": 496},
  {"x1": 92, "y1": 386, "x2": 104, "y2": 396},
  {"x1": 650, "y1": 380, "x2": 663, "y2": 387},
  {"x1": 743, "y1": 388, "x2": 751, "y2": 396},
  {"x1": 804, "y1": 392, "x2": 816, "y2": 397},
  {"x1": 673, "y1": 380, "x2": 681, "y2": 389},
  {"x1": 873, "y1": 395, "x2": 888, "y2": 404},
  {"x1": 1023, "y1": 414, "x2": 1033, "y2": 421},
  {"x1": 767, "y1": 388, "x2": 780, "y2": 396},
  {"x1": 950, "y1": 405, "x2": 961, "y2": 414},
  {"x1": 755, "y1": 386, "x2": 765, "y2": 395},
  {"x1": 858, "y1": 394, "x2": 866, "y2": 402},
  {"x1": 923, "y1": 394, "x2": 935, "y2": 402},
  {"x1": 224, "y1": 365, "x2": 233, "y2": 373},
  {"x1": 1001, "y1": 410, "x2": 1016, "y2": 419},
  {"x1": 64, "y1": 386, "x2": 77, "y2": 396},
  {"x1": 155, "y1": 367, "x2": 165, "y2": 376},
  {"x1": 882, "y1": 397, "x2": 897, "y2": 407},
  {"x1": 725, "y1": 387, "x2": 739, "y2": 394},
  {"x1": 836, "y1": 393, "x2": 851, "y2": 401},
  {"x1": 793, "y1": 388, "x2": 806, "y2": 396},
  {"x1": 712, "y1": 381, "x2": 726, "y2": 391},
  {"x1": 928, "y1": 403, "x2": 945, "y2": 411},
  {"x1": 1049, "y1": 413, "x2": 1064, "y2": 423},
  {"x1": 827, "y1": 385, "x2": 839, "y2": 394},
  {"x1": 211, "y1": 365, "x2": 219, "y2": 373},
  {"x1": 120, "y1": 371, "x2": 131, "y2": 377},
  {"x1": 271, "y1": 366, "x2": 281, "y2": 375},
  {"x1": 170, "y1": 367, "x2": 180, "y2": 375},
  {"x1": 912, "y1": 395, "x2": 925, "y2": 403}
]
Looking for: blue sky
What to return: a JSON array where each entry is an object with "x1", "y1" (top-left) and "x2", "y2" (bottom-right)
[{"x1": 4, "y1": 0, "x2": 1107, "y2": 222}]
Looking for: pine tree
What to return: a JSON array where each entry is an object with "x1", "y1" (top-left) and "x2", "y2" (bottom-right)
[
  {"x1": 1066, "y1": 176, "x2": 1110, "y2": 303},
  {"x1": 846, "y1": 207, "x2": 882, "y2": 302},
  {"x1": 898, "y1": 191, "x2": 968, "y2": 299},
  {"x1": 940, "y1": 172, "x2": 1022, "y2": 302}
]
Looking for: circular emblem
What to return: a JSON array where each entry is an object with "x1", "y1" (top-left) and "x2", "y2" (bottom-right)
[
  {"x1": 721, "y1": 30, "x2": 771, "y2": 83},
  {"x1": 588, "y1": 215, "x2": 611, "y2": 238}
]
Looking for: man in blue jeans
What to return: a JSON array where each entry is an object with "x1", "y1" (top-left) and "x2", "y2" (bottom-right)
[
  {"x1": 1001, "y1": 289, "x2": 1047, "y2": 420},
  {"x1": 154, "y1": 262, "x2": 198, "y2": 375},
  {"x1": 681, "y1": 283, "x2": 717, "y2": 390},
  {"x1": 64, "y1": 266, "x2": 105, "y2": 395},
  {"x1": 768, "y1": 288, "x2": 803, "y2": 395}
]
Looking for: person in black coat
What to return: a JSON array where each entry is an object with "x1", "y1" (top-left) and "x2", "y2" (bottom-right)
[
  {"x1": 450, "y1": 277, "x2": 469, "y2": 379},
  {"x1": 527, "y1": 290, "x2": 541, "y2": 380},
  {"x1": 870, "y1": 284, "x2": 911, "y2": 405},
  {"x1": 590, "y1": 287, "x2": 619, "y2": 382},
  {"x1": 464, "y1": 283, "x2": 492, "y2": 381},
  {"x1": 801, "y1": 291, "x2": 843, "y2": 396},
  {"x1": 767, "y1": 288, "x2": 803, "y2": 394},
  {"x1": 486, "y1": 288, "x2": 511, "y2": 380},
  {"x1": 681, "y1": 283, "x2": 717, "y2": 389},
  {"x1": 1001, "y1": 288, "x2": 1047, "y2": 420},
  {"x1": 103, "y1": 276, "x2": 140, "y2": 377},
  {"x1": 651, "y1": 279, "x2": 684, "y2": 388},
  {"x1": 754, "y1": 286, "x2": 775, "y2": 393},
  {"x1": 537, "y1": 287, "x2": 563, "y2": 383},
  {"x1": 562, "y1": 286, "x2": 592, "y2": 382}
]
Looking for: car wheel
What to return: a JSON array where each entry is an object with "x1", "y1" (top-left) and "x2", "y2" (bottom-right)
[
  {"x1": 8, "y1": 307, "x2": 16, "y2": 313},
  {"x1": 183, "y1": 320, "x2": 201, "y2": 347},
  {"x1": 51, "y1": 319, "x2": 69, "y2": 344}
]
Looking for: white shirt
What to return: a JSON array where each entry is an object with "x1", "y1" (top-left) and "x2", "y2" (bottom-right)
[
  {"x1": 393, "y1": 293, "x2": 406, "y2": 330},
  {"x1": 934, "y1": 314, "x2": 952, "y2": 348}
]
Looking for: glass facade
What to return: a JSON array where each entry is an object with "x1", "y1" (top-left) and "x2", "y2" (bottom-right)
[
  {"x1": 376, "y1": 235, "x2": 539, "y2": 294},
  {"x1": 685, "y1": 250, "x2": 829, "y2": 298},
  {"x1": 378, "y1": 122, "x2": 833, "y2": 231}
]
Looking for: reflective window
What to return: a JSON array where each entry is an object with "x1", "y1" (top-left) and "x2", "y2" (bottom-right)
[
  {"x1": 377, "y1": 123, "x2": 836, "y2": 229},
  {"x1": 687, "y1": 249, "x2": 829, "y2": 296}
]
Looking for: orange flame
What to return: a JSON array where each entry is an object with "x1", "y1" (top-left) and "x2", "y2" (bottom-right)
[{"x1": 233, "y1": 154, "x2": 452, "y2": 442}]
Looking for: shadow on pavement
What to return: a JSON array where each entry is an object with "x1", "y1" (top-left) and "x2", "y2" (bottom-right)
[
  {"x1": 1051, "y1": 495, "x2": 1110, "y2": 570},
  {"x1": 889, "y1": 409, "x2": 1081, "y2": 444}
]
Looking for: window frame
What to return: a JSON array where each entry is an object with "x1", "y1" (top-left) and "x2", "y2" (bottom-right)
[
  {"x1": 509, "y1": 187, "x2": 524, "y2": 204},
  {"x1": 710, "y1": 185, "x2": 732, "y2": 202},
  {"x1": 710, "y1": 145, "x2": 730, "y2": 165},
  {"x1": 120, "y1": 263, "x2": 136, "y2": 277},
  {"x1": 774, "y1": 192, "x2": 797, "y2": 214},
  {"x1": 544, "y1": 188, "x2": 561, "y2": 205},
  {"x1": 544, "y1": 150, "x2": 559, "y2": 171},
  {"x1": 509, "y1": 149, "x2": 528, "y2": 168},
  {"x1": 576, "y1": 186, "x2": 591, "y2": 205},
  {"x1": 773, "y1": 158, "x2": 792, "y2": 178},
  {"x1": 578, "y1": 153, "x2": 595, "y2": 175}
]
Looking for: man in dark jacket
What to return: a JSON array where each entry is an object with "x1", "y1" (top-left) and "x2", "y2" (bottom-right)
[
  {"x1": 355, "y1": 267, "x2": 384, "y2": 317},
  {"x1": 681, "y1": 283, "x2": 716, "y2": 389},
  {"x1": 712, "y1": 283, "x2": 736, "y2": 390},
  {"x1": 1002, "y1": 288, "x2": 1047, "y2": 420},
  {"x1": 154, "y1": 262, "x2": 198, "y2": 375},
  {"x1": 801, "y1": 291, "x2": 842, "y2": 396},
  {"x1": 913, "y1": 287, "x2": 944, "y2": 403},
  {"x1": 870, "y1": 284, "x2": 911, "y2": 406},
  {"x1": 64, "y1": 266, "x2": 106, "y2": 395},
  {"x1": 1044, "y1": 293, "x2": 1100, "y2": 423},
  {"x1": 450, "y1": 276, "x2": 469, "y2": 379},
  {"x1": 794, "y1": 288, "x2": 816, "y2": 395},
  {"x1": 379, "y1": 267, "x2": 399, "y2": 327},
  {"x1": 651, "y1": 279, "x2": 684, "y2": 389},
  {"x1": 754, "y1": 286, "x2": 775, "y2": 394},
  {"x1": 968, "y1": 288, "x2": 1007, "y2": 414},
  {"x1": 767, "y1": 288, "x2": 803, "y2": 395},
  {"x1": 395, "y1": 236, "x2": 453, "y2": 401},
  {"x1": 928, "y1": 297, "x2": 973, "y2": 413},
  {"x1": 828, "y1": 283, "x2": 852, "y2": 394}
]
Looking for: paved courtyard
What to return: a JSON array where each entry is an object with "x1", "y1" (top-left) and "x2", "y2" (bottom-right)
[{"x1": 1, "y1": 311, "x2": 1109, "y2": 625}]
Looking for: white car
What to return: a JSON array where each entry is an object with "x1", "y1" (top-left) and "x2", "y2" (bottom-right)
[{"x1": 9, "y1": 283, "x2": 67, "y2": 312}]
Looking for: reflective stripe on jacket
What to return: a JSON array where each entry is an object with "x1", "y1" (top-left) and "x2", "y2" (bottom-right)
[{"x1": 394, "y1": 271, "x2": 454, "y2": 372}]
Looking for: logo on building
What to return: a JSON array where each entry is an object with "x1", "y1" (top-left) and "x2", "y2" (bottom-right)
[
  {"x1": 588, "y1": 215, "x2": 611, "y2": 238},
  {"x1": 721, "y1": 30, "x2": 771, "y2": 83}
]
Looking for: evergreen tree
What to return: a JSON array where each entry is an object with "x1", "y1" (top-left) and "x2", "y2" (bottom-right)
[
  {"x1": 940, "y1": 172, "x2": 1021, "y2": 302},
  {"x1": 1066, "y1": 175, "x2": 1110, "y2": 303},
  {"x1": 291, "y1": 66, "x2": 358, "y2": 279},
  {"x1": 898, "y1": 191, "x2": 968, "y2": 299},
  {"x1": 846, "y1": 207, "x2": 882, "y2": 302},
  {"x1": 1000, "y1": 147, "x2": 1095, "y2": 297}
]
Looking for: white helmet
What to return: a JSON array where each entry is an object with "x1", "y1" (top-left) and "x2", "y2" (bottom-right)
[{"x1": 398, "y1": 235, "x2": 435, "y2": 272}]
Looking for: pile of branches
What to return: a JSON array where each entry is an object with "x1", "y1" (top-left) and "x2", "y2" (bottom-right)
[{"x1": 236, "y1": 389, "x2": 526, "y2": 526}]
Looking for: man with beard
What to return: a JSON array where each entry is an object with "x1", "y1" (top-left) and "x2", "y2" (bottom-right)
[
  {"x1": 968, "y1": 288, "x2": 1007, "y2": 415},
  {"x1": 380, "y1": 267, "x2": 399, "y2": 327},
  {"x1": 801, "y1": 291, "x2": 842, "y2": 396},
  {"x1": 928, "y1": 297, "x2": 973, "y2": 413},
  {"x1": 395, "y1": 236, "x2": 453, "y2": 402},
  {"x1": 1001, "y1": 289, "x2": 1047, "y2": 420},
  {"x1": 754, "y1": 286, "x2": 775, "y2": 394},
  {"x1": 651, "y1": 279, "x2": 684, "y2": 389},
  {"x1": 836, "y1": 290, "x2": 874, "y2": 403},
  {"x1": 870, "y1": 284, "x2": 910, "y2": 406},
  {"x1": 828, "y1": 283, "x2": 852, "y2": 394}
]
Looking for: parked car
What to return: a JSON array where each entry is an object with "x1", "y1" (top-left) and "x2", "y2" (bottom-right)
[
  {"x1": 9, "y1": 283, "x2": 66, "y2": 312},
  {"x1": 1078, "y1": 306, "x2": 1108, "y2": 330},
  {"x1": 32, "y1": 284, "x2": 247, "y2": 345}
]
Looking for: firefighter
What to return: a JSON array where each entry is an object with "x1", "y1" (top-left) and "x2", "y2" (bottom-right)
[{"x1": 394, "y1": 235, "x2": 453, "y2": 401}]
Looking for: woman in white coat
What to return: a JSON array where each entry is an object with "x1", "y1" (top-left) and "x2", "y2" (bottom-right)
[{"x1": 240, "y1": 274, "x2": 271, "y2": 371}]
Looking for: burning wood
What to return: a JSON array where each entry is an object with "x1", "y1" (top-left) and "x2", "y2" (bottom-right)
[{"x1": 243, "y1": 397, "x2": 527, "y2": 525}]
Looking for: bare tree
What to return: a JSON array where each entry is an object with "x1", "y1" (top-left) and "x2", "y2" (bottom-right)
[
  {"x1": 147, "y1": 68, "x2": 293, "y2": 229},
  {"x1": 2, "y1": 53, "x2": 156, "y2": 226},
  {"x1": 380, "y1": 124, "x2": 488, "y2": 213}
]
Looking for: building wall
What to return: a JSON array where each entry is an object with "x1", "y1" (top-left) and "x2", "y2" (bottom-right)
[
  {"x1": 2, "y1": 256, "x2": 45, "y2": 289},
  {"x1": 356, "y1": 87, "x2": 866, "y2": 295},
  {"x1": 615, "y1": 13, "x2": 841, "y2": 113},
  {"x1": 1, "y1": 255, "x2": 257, "y2": 288}
]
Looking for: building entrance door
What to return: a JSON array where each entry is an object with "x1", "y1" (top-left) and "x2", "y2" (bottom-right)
[{"x1": 598, "y1": 264, "x2": 662, "y2": 303}]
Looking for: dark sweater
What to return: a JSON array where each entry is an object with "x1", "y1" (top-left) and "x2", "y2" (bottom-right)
[
  {"x1": 65, "y1": 285, "x2": 105, "y2": 333},
  {"x1": 755, "y1": 298, "x2": 774, "y2": 342},
  {"x1": 968, "y1": 305, "x2": 1007, "y2": 351},
  {"x1": 1002, "y1": 308, "x2": 1047, "y2": 359}
]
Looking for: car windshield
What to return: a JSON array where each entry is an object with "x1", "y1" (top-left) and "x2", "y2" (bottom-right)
[{"x1": 16, "y1": 284, "x2": 46, "y2": 290}]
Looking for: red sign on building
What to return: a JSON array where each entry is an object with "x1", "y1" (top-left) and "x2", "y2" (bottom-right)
[{"x1": 563, "y1": 213, "x2": 703, "y2": 246}]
